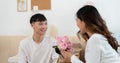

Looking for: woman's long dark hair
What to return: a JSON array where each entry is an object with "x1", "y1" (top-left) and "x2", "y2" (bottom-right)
[
  {"x1": 77, "y1": 31, "x2": 87, "y2": 62},
  {"x1": 76, "y1": 5, "x2": 118, "y2": 62}
]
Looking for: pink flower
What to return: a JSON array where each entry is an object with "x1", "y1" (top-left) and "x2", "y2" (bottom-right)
[{"x1": 56, "y1": 36, "x2": 73, "y2": 52}]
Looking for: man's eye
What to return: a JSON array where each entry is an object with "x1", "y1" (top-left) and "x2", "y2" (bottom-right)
[
  {"x1": 38, "y1": 23, "x2": 43, "y2": 25},
  {"x1": 45, "y1": 23, "x2": 47, "y2": 25}
]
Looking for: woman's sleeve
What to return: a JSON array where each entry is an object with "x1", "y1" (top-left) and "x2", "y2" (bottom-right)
[{"x1": 71, "y1": 55, "x2": 83, "y2": 63}]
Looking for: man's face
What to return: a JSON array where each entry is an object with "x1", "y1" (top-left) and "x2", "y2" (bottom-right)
[{"x1": 32, "y1": 21, "x2": 47, "y2": 35}]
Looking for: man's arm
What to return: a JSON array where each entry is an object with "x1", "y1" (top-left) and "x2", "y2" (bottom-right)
[
  {"x1": 18, "y1": 42, "x2": 27, "y2": 63},
  {"x1": 52, "y1": 48, "x2": 59, "y2": 63}
]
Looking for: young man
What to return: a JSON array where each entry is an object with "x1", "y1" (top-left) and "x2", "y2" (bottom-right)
[{"x1": 18, "y1": 13, "x2": 58, "y2": 63}]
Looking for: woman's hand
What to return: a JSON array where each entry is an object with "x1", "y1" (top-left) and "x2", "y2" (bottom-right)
[{"x1": 61, "y1": 50, "x2": 73, "y2": 62}]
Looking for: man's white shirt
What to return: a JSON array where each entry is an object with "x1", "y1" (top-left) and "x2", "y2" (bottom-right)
[{"x1": 18, "y1": 35, "x2": 58, "y2": 63}]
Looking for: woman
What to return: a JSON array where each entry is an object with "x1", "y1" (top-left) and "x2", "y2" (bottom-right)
[{"x1": 61, "y1": 5, "x2": 120, "y2": 63}]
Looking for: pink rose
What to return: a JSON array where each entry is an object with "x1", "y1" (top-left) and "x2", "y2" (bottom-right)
[{"x1": 56, "y1": 36, "x2": 73, "y2": 52}]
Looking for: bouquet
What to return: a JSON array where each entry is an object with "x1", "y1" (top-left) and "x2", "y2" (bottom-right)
[{"x1": 53, "y1": 36, "x2": 73, "y2": 57}]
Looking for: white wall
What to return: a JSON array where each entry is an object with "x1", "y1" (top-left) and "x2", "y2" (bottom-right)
[
  {"x1": 0, "y1": 0, "x2": 120, "y2": 36},
  {"x1": 0, "y1": 0, "x2": 32, "y2": 36}
]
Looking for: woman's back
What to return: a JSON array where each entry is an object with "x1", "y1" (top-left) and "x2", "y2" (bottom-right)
[{"x1": 85, "y1": 33, "x2": 120, "y2": 63}]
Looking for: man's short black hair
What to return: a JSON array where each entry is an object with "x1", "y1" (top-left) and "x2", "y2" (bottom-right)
[{"x1": 30, "y1": 13, "x2": 47, "y2": 24}]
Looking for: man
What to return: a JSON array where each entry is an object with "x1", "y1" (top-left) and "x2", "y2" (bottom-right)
[{"x1": 18, "y1": 13, "x2": 58, "y2": 63}]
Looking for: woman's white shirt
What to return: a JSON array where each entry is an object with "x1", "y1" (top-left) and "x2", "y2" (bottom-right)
[{"x1": 71, "y1": 33, "x2": 120, "y2": 63}]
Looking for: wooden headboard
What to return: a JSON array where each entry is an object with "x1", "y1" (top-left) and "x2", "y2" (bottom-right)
[{"x1": 0, "y1": 36, "x2": 26, "y2": 63}]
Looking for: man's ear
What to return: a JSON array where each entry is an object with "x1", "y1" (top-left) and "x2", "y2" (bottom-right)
[
  {"x1": 31, "y1": 24, "x2": 33, "y2": 27},
  {"x1": 31, "y1": 23, "x2": 34, "y2": 27}
]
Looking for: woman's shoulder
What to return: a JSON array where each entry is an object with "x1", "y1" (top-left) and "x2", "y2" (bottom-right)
[
  {"x1": 91, "y1": 33, "x2": 106, "y2": 39},
  {"x1": 89, "y1": 33, "x2": 106, "y2": 41},
  {"x1": 87, "y1": 33, "x2": 108, "y2": 46}
]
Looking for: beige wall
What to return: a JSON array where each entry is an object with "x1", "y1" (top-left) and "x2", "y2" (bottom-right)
[{"x1": 0, "y1": 36, "x2": 26, "y2": 63}]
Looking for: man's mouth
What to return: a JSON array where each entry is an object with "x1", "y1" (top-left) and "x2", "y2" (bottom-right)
[{"x1": 40, "y1": 29, "x2": 47, "y2": 32}]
